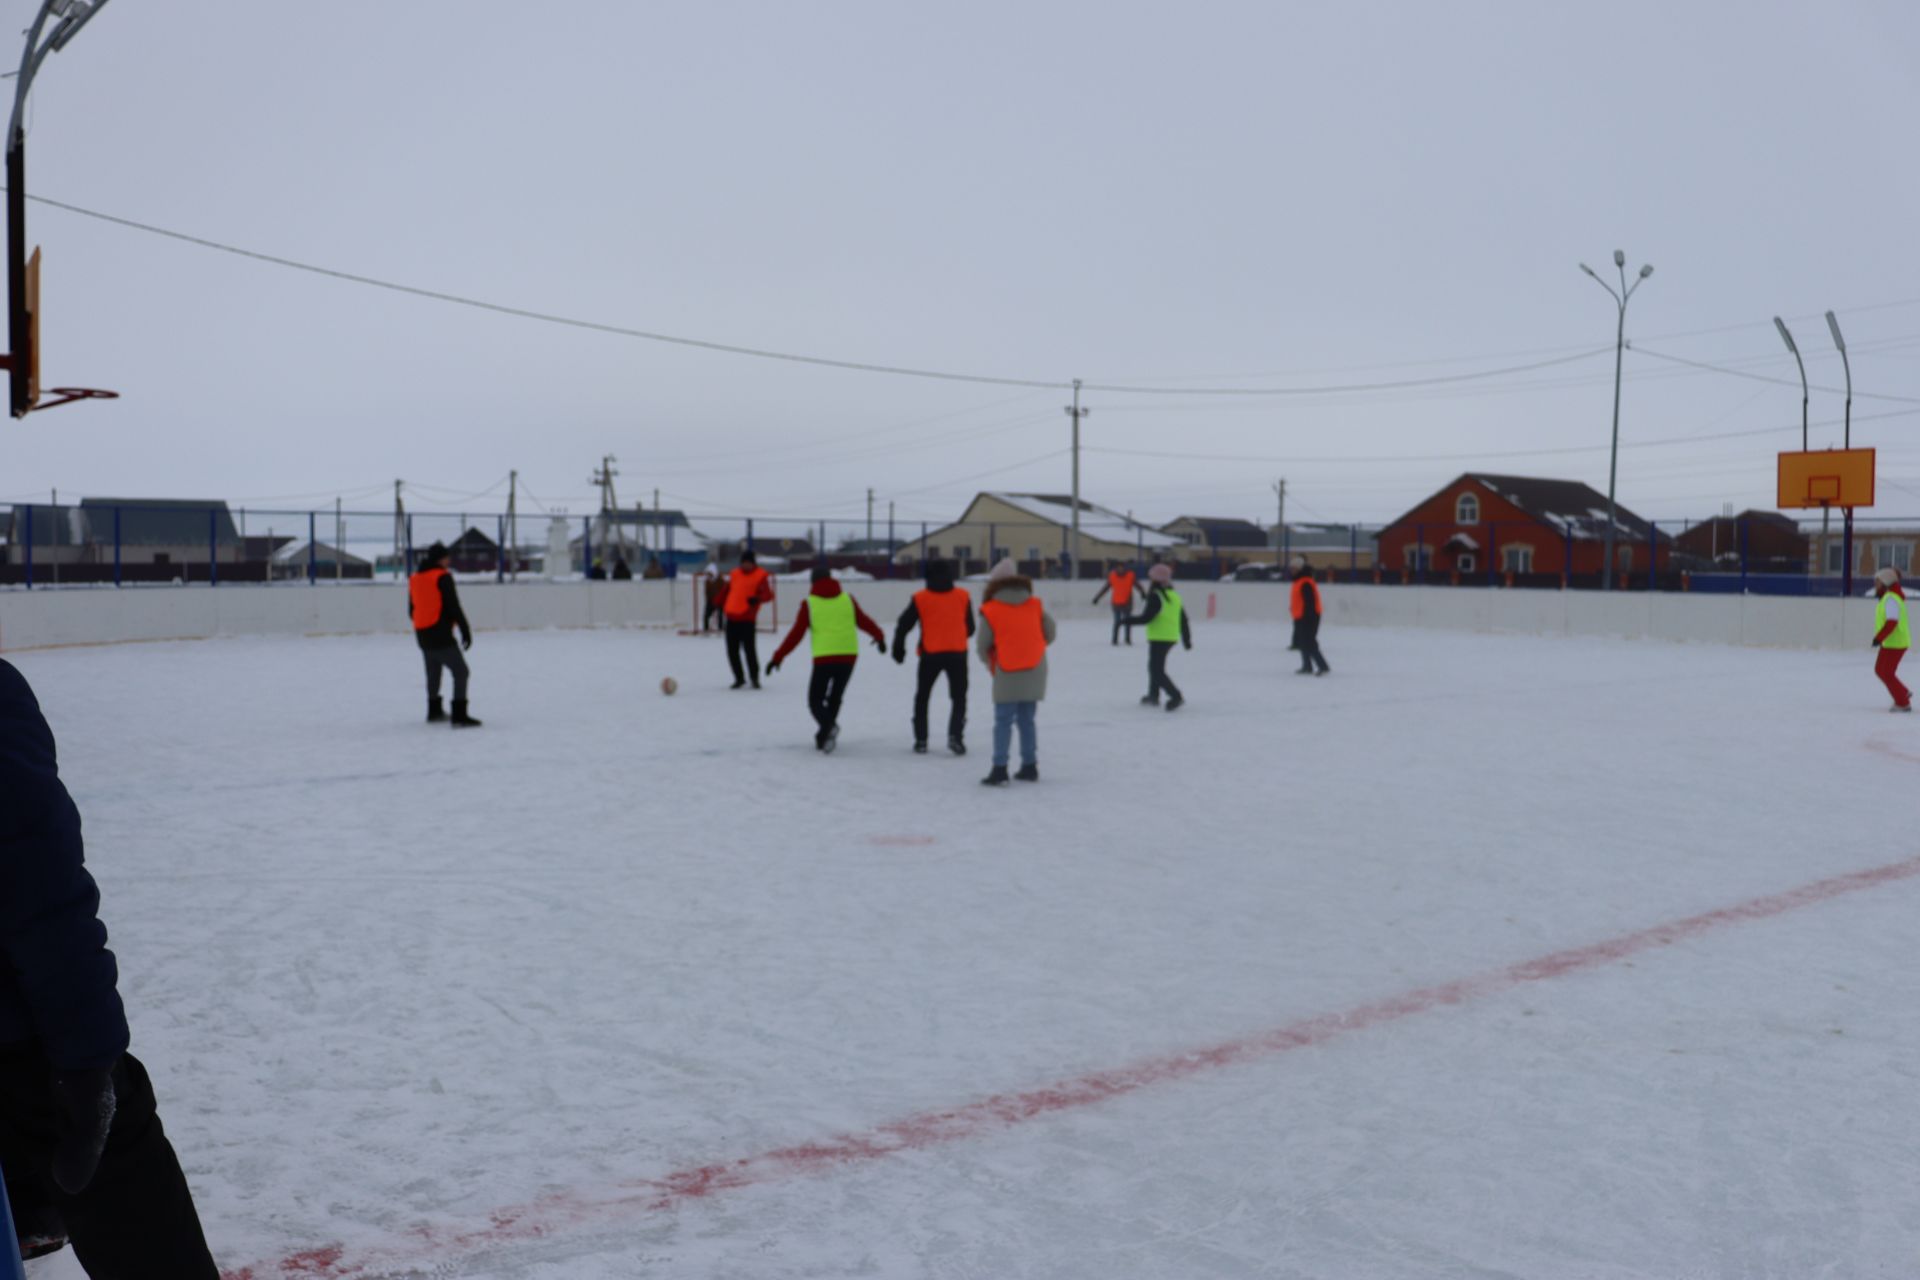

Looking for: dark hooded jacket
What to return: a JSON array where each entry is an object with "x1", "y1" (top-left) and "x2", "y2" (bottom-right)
[
  {"x1": 0, "y1": 660, "x2": 129, "y2": 1070},
  {"x1": 893, "y1": 559, "x2": 976, "y2": 659}
]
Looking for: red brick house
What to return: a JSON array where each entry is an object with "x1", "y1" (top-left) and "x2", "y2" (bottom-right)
[{"x1": 1375, "y1": 474, "x2": 1670, "y2": 582}]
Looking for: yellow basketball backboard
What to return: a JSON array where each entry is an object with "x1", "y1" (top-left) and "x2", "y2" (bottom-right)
[{"x1": 1778, "y1": 448, "x2": 1874, "y2": 509}]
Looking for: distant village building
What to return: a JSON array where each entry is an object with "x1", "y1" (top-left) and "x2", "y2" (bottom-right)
[
  {"x1": 896, "y1": 492, "x2": 1177, "y2": 577},
  {"x1": 1671, "y1": 510, "x2": 1807, "y2": 572},
  {"x1": 4, "y1": 498, "x2": 246, "y2": 581},
  {"x1": 1275, "y1": 523, "x2": 1378, "y2": 571},
  {"x1": 572, "y1": 509, "x2": 711, "y2": 575},
  {"x1": 269, "y1": 539, "x2": 374, "y2": 581},
  {"x1": 1808, "y1": 522, "x2": 1919, "y2": 579},
  {"x1": 1376, "y1": 474, "x2": 1669, "y2": 580}
]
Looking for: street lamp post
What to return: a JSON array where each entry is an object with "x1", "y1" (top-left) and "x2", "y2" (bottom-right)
[
  {"x1": 7, "y1": 0, "x2": 112, "y2": 418},
  {"x1": 1827, "y1": 310, "x2": 1854, "y2": 598},
  {"x1": 1580, "y1": 249, "x2": 1654, "y2": 590}
]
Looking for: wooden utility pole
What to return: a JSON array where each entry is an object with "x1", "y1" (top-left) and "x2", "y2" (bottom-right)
[
  {"x1": 1065, "y1": 379, "x2": 1089, "y2": 579},
  {"x1": 1273, "y1": 478, "x2": 1286, "y2": 566}
]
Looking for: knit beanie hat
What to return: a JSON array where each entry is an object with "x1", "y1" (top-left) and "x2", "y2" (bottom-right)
[
  {"x1": 987, "y1": 558, "x2": 1018, "y2": 584},
  {"x1": 1876, "y1": 566, "x2": 1900, "y2": 587},
  {"x1": 1148, "y1": 563, "x2": 1173, "y2": 586},
  {"x1": 812, "y1": 562, "x2": 834, "y2": 583}
]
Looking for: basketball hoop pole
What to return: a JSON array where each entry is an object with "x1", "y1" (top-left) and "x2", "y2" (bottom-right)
[
  {"x1": 1580, "y1": 251, "x2": 1655, "y2": 591},
  {"x1": 6, "y1": 0, "x2": 112, "y2": 419},
  {"x1": 1828, "y1": 311, "x2": 1854, "y2": 597}
]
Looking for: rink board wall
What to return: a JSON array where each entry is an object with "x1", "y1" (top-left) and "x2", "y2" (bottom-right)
[{"x1": 0, "y1": 581, "x2": 1877, "y2": 652}]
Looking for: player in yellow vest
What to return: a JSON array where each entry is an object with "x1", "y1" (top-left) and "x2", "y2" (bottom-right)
[
  {"x1": 1123, "y1": 563, "x2": 1193, "y2": 711},
  {"x1": 1872, "y1": 566, "x2": 1912, "y2": 711},
  {"x1": 767, "y1": 564, "x2": 888, "y2": 751}
]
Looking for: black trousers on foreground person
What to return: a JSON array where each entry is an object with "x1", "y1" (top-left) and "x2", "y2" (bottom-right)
[
  {"x1": 1146, "y1": 640, "x2": 1184, "y2": 704},
  {"x1": 808, "y1": 664, "x2": 853, "y2": 738},
  {"x1": 1296, "y1": 618, "x2": 1330, "y2": 674},
  {"x1": 0, "y1": 1045, "x2": 219, "y2": 1279},
  {"x1": 911, "y1": 652, "x2": 968, "y2": 745},
  {"x1": 726, "y1": 620, "x2": 762, "y2": 687},
  {"x1": 423, "y1": 645, "x2": 469, "y2": 701}
]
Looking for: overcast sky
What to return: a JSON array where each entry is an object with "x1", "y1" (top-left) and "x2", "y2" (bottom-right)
[{"x1": 2, "y1": 0, "x2": 1917, "y2": 538}]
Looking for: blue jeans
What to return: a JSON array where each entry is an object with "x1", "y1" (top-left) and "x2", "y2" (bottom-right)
[{"x1": 992, "y1": 701, "x2": 1037, "y2": 768}]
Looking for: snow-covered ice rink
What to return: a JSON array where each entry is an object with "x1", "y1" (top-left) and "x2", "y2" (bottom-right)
[{"x1": 12, "y1": 617, "x2": 1920, "y2": 1279}]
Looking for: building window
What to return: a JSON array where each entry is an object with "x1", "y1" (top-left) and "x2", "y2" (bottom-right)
[
  {"x1": 953, "y1": 544, "x2": 971, "y2": 562},
  {"x1": 1455, "y1": 493, "x2": 1480, "y2": 525},
  {"x1": 1877, "y1": 543, "x2": 1912, "y2": 573},
  {"x1": 1503, "y1": 545, "x2": 1534, "y2": 573},
  {"x1": 1027, "y1": 547, "x2": 1041, "y2": 562},
  {"x1": 1826, "y1": 542, "x2": 1845, "y2": 574},
  {"x1": 1457, "y1": 553, "x2": 1477, "y2": 574},
  {"x1": 1404, "y1": 544, "x2": 1430, "y2": 571}
]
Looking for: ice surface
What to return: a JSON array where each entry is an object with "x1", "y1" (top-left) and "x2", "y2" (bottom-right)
[{"x1": 10, "y1": 621, "x2": 1920, "y2": 1278}]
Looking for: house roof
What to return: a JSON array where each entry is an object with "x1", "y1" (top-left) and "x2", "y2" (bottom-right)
[
  {"x1": 79, "y1": 498, "x2": 241, "y2": 545},
  {"x1": 449, "y1": 526, "x2": 499, "y2": 552},
  {"x1": 1167, "y1": 516, "x2": 1272, "y2": 548},
  {"x1": 270, "y1": 539, "x2": 371, "y2": 566},
  {"x1": 982, "y1": 493, "x2": 1180, "y2": 548},
  {"x1": 1391, "y1": 474, "x2": 1661, "y2": 541},
  {"x1": 1281, "y1": 523, "x2": 1375, "y2": 552}
]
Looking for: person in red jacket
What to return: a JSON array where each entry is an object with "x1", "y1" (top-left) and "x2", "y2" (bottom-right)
[
  {"x1": 767, "y1": 565, "x2": 887, "y2": 752},
  {"x1": 721, "y1": 550, "x2": 775, "y2": 689},
  {"x1": 1871, "y1": 566, "x2": 1911, "y2": 711}
]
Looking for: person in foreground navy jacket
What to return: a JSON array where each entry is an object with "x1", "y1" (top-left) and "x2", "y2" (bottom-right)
[{"x1": 0, "y1": 659, "x2": 217, "y2": 1276}]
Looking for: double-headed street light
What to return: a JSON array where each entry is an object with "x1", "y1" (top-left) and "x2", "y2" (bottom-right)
[
  {"x1": 7, "y1": 0, "x2": 112, "y2": 418},
  {"x1": 1580, "y1": 249, "x2": 1654, "y2": 590}
]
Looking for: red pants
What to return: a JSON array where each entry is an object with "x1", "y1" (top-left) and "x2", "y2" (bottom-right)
[{"x1": 1876, "y1": 645, "x2": 1910, "y2": 708}]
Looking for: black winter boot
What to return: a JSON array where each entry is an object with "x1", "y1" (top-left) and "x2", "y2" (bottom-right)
[
  {"x1": 427, "y1": 696, "x2": 446, "y2": 723},
  {"x1": 1014, "y1": 763, "x2": 1039, "y2": 782},
  {"x1": 948, "y1": 734, "x2": 967, "y2": 756},
  {"x1": 451, "y1": 699, "x2": 483, "y2": 728},
  {"x1": 981, "y1": 765, "x2": 1010, "y2": 786},
  {"x1": 913, "y1": 740, "x2": 929, "y2": 754}
]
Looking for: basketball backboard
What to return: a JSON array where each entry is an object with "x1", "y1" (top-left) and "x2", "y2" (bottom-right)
[{"x1": 1778, "y1": 448, "x2": 1874, "y2": 509}]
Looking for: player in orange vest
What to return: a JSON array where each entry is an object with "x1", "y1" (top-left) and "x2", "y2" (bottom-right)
[
  {"x1": 1290, "y1": 560, "x2": 1330, "y2": 676},
  {"x1": 976, "y1": 559, "x2": 1056, "y2": 785},
  {"x1": 408, "y1": 542, "x2": 480, "y2": 726},
  {"x1": 892, "y1": 558, "x2": 976, "y2": 755},
  {"x1": 1091, "y1": 564, "x2": 1138, "y2": 646},
  {"x1": 721, "y1": 549, "x2": 775, "y2": 689}
]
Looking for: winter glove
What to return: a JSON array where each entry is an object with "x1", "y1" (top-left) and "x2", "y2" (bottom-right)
[
  {"x1": 460, "y1": 629, "x2": 473, "y2": 651},
  {"x1": 873, "y1": 638, "x2": 886, "y2": 654},
  {"x1": 767, "y1": 659, "x2": 782, "y2": 674},
  {"x1": 1183, "y1": 638, "x2": 1192, "y2": 651},
  {"x1": 1873, "y1": 639, "x2": 1882, "y2": 648},
  {"x1": 891, "y1": 642, "x2": 907, "y2": 664},
  {"x1": 49, "y1": 1065, "x2": 116, "y2": 1194}
]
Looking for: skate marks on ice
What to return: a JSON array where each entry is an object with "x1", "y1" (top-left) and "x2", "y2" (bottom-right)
[{"x1": 219, "y1": 850, "x2": 1920, "y2": 1280}]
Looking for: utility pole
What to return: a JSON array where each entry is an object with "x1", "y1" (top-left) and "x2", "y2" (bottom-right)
[
  {"x1": 1066, "y1": 379, "x2": 1089, "y2": 580},
  {"x1": 392, "y1": 479, "x2": 405, "y2": 579},
  {"x1": 507, "y1": 470, "x2": 518, "y2": 581},
  {"x1": 866, "y1": 487, "x2": 874, "y2": 554},
  {"x1": 334, "y1": 496, "x2": 343, "y2": 581},
  {"x1": 1273, "y1": 478, "x2": 1287, "y2": 569},
  {"x1": 588, "y1": 455, "x2": 622, "y2": 573}
]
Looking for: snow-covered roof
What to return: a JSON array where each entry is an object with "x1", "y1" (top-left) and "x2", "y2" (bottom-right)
[
  {"x1": 983, "y1": 493, "x2": 1180, "y2": 548},
  {"x1": 269, "y1": 538, "x2": 369, "y2": 566}
]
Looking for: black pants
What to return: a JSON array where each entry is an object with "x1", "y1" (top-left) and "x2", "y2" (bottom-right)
[
  {"x1": 1297, "y1": 618, "x2": 1329, "y2": 672},
  {"x1": 1111, "y1": 604, "x2": 1133, "y2": 645},
  {"x1": 808, "y1": 663, "x2": 854, "y2": 735},
  {"x1": 725, "y1": 620, "x2": 761, "y2": 685},
  {"x1": 423, "y1": 645, "x2": 469, "y2": 701},
  {"x1": 0, "y1": 1046, "x2": 219, "y2": 1279},
  {"x1": 1147, "y1": 640, "x2": 1183, "y2": 702},
  {"x1": 912, "y1": 652, "x2": 968, "y2": 744}
]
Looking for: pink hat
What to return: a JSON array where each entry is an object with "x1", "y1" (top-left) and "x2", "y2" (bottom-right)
[
  {"x1": 987, "y1": 558, "x2": 1018, "y2": 583},
  {"x1": 1148, "y1": 563, "x2": 1173, "y2": 586}
]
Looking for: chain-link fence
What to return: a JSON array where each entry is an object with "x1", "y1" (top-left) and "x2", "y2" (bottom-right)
[{"x1": 0, "y1": 500, "x2": 1910, "y2": 597}]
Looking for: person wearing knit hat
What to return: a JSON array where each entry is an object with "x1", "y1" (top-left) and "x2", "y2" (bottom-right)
[
  {"x1": 407, "y1": 541, "x2": 481, "y2": 727},
  {"x1": 976, "y1": 562, "x2": 1056, "y2": 785},
  {"x1": 1090, "y1": 562, "x2": 1139, "y2": 646},
  {"x1": 1121, "y1": 563, "x2": 1192, "y2": 710},
  {"x1": 766, "y1": 563, "x2": 889, "y2": 752},
  {"x1": 720, "y1": 549, "x2": 775, "y2": 689},
  {"x1": 1291, "y1": 559, "x2": 1330, "y2": 676},
  {"x1": 1871, "y1": 566, "x2": 1911, "y2": 711}
]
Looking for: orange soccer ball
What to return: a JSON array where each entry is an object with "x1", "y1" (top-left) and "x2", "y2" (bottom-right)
[{"x1": 660, "y1": 676, "x2": 679, "y2": 696}]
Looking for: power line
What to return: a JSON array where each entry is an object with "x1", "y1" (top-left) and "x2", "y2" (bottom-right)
[
  {"x1": 26, "y1": 192, "x2": 1623, "y2": 398},
  {"x1": 1631, "y1": 345, "x2": 1920, "y2": 404}
]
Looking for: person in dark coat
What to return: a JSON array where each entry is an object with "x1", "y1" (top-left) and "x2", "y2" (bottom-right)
[
  {"x1": 1292, "y1": 561, "x2": 1330, "y2": 675},
  {"x1": 0, "y1": 660, "x2": 220, "y2": 1277},
  {"x1": 408, "y1": 542, "x2": 481, "y2": 727},
  {"x1": 892, "y1": 558, "x2": 975, "y2": 755}
]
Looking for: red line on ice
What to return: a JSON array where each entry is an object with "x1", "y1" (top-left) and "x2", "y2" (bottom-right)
[{"x1": 220, "y1": 852, "x2": 1920, "y2": 1279}]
